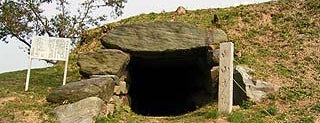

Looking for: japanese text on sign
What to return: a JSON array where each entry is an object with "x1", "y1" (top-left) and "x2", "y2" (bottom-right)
[{"x1": 30, "y1": 36, "x2": 70, "y2": 61}]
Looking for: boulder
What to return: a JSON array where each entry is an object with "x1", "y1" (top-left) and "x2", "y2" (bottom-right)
[
  {"x1": 119, "y1": 81, "x2": 128, "y2": 94},
  {"x1": 106, "y1": 104, "x2": 115, "y2": 116},
  {"x1": 54, "y1": 97, "x2": 105, "y2": 123},
  {"x1": 77, "y1": 49, "x2": 130, "y2": 77},
  {"x1": 208, "y1": 29, "x2": 228, "y2": 44},
  {"x1": 47, "y1": 77, "x2": 116, "y2": 104},
  {"x1": 176, "y1": 6, "x2": 187, "y2": 15},
  {"x1": 91, "y1": 75, "x2": 119, "y2": 85},
  {"x1": 233, "y1": 65, "x2": 280, "y2": 103},
  {"x1": 113, "y1": 81, "x2": 127, "y2": 95},
  {"x1": 210, "y1": 66, "x2": 219, "y2": 91},
  {"x1": 208, "y1": 49, "x2": 220, "y2": 65},
  {"x1": 113, "y1": 86, "x2": 121, "y2": 95},
  {"x1": 100, "y1": 21, "x2": 210, "y2": 59}
]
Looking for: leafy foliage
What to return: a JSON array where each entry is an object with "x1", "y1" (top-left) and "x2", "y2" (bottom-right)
[{"x1": 0, "y1": 0, "x2": 127, "y2": 50}]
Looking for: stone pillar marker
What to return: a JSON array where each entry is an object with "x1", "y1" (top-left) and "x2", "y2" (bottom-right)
[{"x1": 218, "y1": 42, "x2": 234, "y2": 114}]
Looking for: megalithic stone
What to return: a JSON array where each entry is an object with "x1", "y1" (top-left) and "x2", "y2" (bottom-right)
[{"x1": 218, "y1": 42, "x2": 234, "y2": 114}]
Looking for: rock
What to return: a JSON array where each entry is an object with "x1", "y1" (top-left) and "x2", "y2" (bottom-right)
[
  {"x1": 77, "y1": 49, "x2": 130, "y2": 77},
  {"x1": 119, "y1": 75, "x2": 127, "y2": 82},
  {"x1": 208, "y1": 29, "x2": 228, "y2": 44},
  {"x1": 110, "y1": 96, "x2": 122, "y2": 112},
  {"x1": 210, "y1": 66, "x2": 219, "y2": 92},
  {"x1": 120, "y1": 96, "x2": 130, "y2": 105},
  {"x1": 208, "y1": 49, "x2": 220, "y2": 65},
  {"x1": 47, "y1": 77, "x2": 116, "y2": 104},
  {"x1": 211, "y1": 66, "x2": 219, "y2": 82},
  {"x1": 110, "y1": 95, "x2": 121, "y2": 105},
  {"x1": 106, "y1": 104, "x2": 115, "y2": 116},
  {"x1": 211, "y1": 65, "x2": 280, "y2": 104},
  {"x1": 119, "y1": 81, "x2": 128, "y2": 94},
  {"x1": 232, "y1": 105, "x2": 241, "y2": 110},
  {"x1": 91, "y1": 75, "x2": 120, "y2": 85},
  {"x1": 101, "y1": 21, "x2": 210, "y2": 59},
  {"x1": 233, "y1": 65, "x2": 280, "y2": 103},
  {"x1": 114, "y1": 86, "x2": 121, "y2": 95},
  {"x1": 176, "y1": 6, "x2": 187, "y2": 15},
  {"x1": 54, "y1": 97, "x2": 105, "y2": 123}
]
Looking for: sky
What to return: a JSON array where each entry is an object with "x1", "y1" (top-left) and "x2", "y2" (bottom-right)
[{"x1": 0, "y1": 0, "x2": 271, "y2": 73}]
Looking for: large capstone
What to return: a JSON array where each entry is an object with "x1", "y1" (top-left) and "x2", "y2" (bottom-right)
[
  {"x1": 100, "y1": 21, "x2": 217, "y2": 116},
  {"x1": 101, "y1": 21, "x2": 210, "y2": 58}
]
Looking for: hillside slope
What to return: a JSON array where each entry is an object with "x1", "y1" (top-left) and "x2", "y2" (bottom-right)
[
  {"x1": 0, "y1": 0, "x2": 319, "y2": 122},
  {"x1": 79, "y1": 0, "x2": 319, "y2": 121}
]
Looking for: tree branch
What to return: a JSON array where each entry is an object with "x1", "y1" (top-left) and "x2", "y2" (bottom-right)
[
  {"x1": 59, "y1": 0, "x2": 65, "y2": 37},
  {"x1": 13, "y1": 33, "x2": 31, "y2": 48},
  {"x1": 26, "y1": 1, "x2": 53, "y2": 37},
  {"x1": 5, "y1": 26, "x2": 31, "y2": 48},
  {"x1": 79, "y1": 0, "x2": 94, "y2": 28}
]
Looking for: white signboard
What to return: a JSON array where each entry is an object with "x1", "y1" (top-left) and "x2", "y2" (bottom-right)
[
  {"x1": 25, "y1": 36, "x2": 70, "y2": 91},
  {"x1": 30, "y1": 36, "x2": 70, "y2": 61}
]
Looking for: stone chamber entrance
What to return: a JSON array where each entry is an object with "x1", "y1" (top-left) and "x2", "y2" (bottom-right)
[
  {"x1": 53, "y1": 21, "x2": 279, "y2": 120},
  {"x1": 97, "y1": 21, "x2": 223, "y2": 116},
  {"x1": 47, "y1": 21, "x2": 280, "y2": 122},
  {"x1": 127, "y1": 49, "x2": 215, "y2": 116}
]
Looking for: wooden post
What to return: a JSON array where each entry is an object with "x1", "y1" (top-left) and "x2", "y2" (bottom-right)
[{"x1": 218, "y1": 42, "x2": 234, "y2": 114}]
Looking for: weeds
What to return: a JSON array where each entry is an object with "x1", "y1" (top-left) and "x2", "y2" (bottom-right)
[
  {"x1": 275, "y1": 63, "x2": 296, "y2": 78},
  {"x1": 314, "y1": 102, "x2": 320, "y2": 112},
  {"x1": 240, "y1": 101, "x2": 253, "y2": 109},
  {"x1": 299, "y1": 115, "x2": 314, "y2": 123},
  {"x1": 228, "y1": 111, "x2": 244, "y2": 122},
  {"x1": 205, "y1": 109, "x2": 219, "y2": 119},
  {"x1": 264, "y1": 105, "x2": 277, "y2": 116},
  {"x1": 95, "y1": 117, "x2": 120, "y2": 123},
  {"x1": 228, "y1": 110, "x2": 265, "y2": 123}
]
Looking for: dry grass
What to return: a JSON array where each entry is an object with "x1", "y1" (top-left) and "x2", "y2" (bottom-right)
[
  {"x1": 0, "y1": 0, "x2": 319, "y2": 122},
  {"x1": 88, "y1": 0, "x2": 320, "y2": 122}
]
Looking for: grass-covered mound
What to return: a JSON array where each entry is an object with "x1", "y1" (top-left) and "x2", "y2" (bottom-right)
[{"x1": 0, "y1": 0, "x2": 319, "y2": 122}]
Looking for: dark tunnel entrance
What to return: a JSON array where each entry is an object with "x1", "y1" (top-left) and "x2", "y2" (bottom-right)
[{"x1": 128, "y1": 52, "x2": 214, "y2": 116}]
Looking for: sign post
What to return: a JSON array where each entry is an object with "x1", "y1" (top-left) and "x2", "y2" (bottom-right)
[
  {"x1": 218, "y1": 42, "x2": 234, "y2": 114},
  {"x1": 25, "y1": 36, "x2": 70, "y2": 91}
]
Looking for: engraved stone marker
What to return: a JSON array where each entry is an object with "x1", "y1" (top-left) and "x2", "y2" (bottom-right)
[{"x1": 218, "y1": 42, "x2": 234, "y2": 113}]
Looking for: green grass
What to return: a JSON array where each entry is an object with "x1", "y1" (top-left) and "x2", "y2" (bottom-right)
[
  {"x1": 274, "y1": 63, "x2": 297, "y2": 78},
  {"x1": 240, "y1": 101, "x2": 254, "y2": 109},
  {"x1": 228, "y1": 110, "x2": 266, "y2": 123},
  {"x1": 205, "y1": 109, "x2": 219, "y2": 119},
  {"x1": 1, "y1": 0, "x2": 320, "y2": 122},
  {"x1": 314, "y1": 102, "x2": 320, "y2": 112},
  {"x1": 228, "y1": 111, "x2": 245, "y2": 122},
  {"x1": 0, "y1": 55, "x2": 80, "y2": 122},
  {"x1": 264, "y1": 105, "x2": 277, "y2": 116},
  {"x1": 235, "y1": 54, "x2": 257, "y2": 65},
  {"x1": 96, "y1": 117, "x2": 120, "y2": 123}
]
